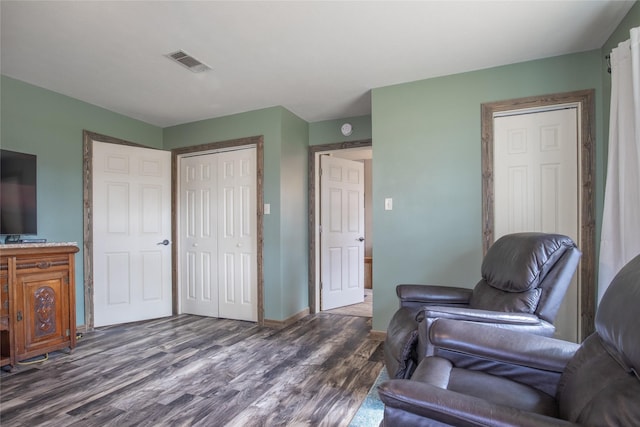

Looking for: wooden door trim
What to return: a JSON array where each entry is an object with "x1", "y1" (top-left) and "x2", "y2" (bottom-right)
[
  {"x1": 481, "y1": 89, "x2": 596, "y2": 339},
  {"x1": 308, "y1": 139, "x2": 372, "y2": 314},
  {"x1": 172, "y1": 136, "x2": 264, "y2": 326}
]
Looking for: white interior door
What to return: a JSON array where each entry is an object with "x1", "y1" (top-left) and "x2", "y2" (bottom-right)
[
  {"x1": 93, "y1": 141, "x2": 172, "y2": 327},
  {"x1": 179, "y1": 154, "x2": 219, "y2": 317},
  {"x1": 217, "y1": 148, "x2": 257, "y2": 321},
  {"x1": 179, "y1": 147, "x2": 257, "y2": 322},
  {"x1": 494, "y1": 107, "x2": 579, "y2": 342},
  {"x1": 320, "y1": 155, "x2": 365, "y2": 310}
]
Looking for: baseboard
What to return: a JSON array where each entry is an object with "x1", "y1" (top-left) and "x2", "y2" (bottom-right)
[
  {"x1": 369, "y1": 330, "x2": 386, "y2": 341},
  {"x1": 263, "y1": 307, "x2": 310, "y2": 329}
]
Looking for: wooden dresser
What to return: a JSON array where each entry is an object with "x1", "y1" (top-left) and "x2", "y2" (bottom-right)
[{"x1": 0, "y1": 243, "x2": 78, "y2": 368}]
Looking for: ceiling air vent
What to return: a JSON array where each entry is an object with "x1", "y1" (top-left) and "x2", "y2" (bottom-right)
[{"x1": 166, "y1": 50, "x2": 211, "y2": 73}]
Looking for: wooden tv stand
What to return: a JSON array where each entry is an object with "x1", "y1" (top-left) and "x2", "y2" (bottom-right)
[{"x1": 1, "y1": 243, "x2": 78, "y2": 369}]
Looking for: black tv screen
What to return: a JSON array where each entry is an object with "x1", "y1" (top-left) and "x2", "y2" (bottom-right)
[{"x1": 0, "y1": 149, "x2": 37, "y2": 236}]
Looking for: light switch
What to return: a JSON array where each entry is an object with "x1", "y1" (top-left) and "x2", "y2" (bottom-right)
[
  {"x1": 384, "y1": 198, "x2": 393, "y2": 210},
  {"x1": 264, "y1": 204, "x2": 270, "y2": 214}
]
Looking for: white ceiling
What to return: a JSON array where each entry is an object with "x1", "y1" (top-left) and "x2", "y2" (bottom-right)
[{"x1": 1, "y1": 1, "x2": 634, "y2": 128}]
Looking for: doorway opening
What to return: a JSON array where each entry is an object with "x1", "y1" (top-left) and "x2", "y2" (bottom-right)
[{"x1": 308, "y1": 139, "x2": 373, "y2": 317}]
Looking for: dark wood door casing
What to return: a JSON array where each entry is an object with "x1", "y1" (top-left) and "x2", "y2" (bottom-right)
[{"x1": 481, "y1": 89, "x2": 596, "y2": 340}]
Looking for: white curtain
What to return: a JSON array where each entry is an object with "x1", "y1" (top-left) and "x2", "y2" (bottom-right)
[{"x1": 598, "y1": 26, "x2": 640, "y2": 302}]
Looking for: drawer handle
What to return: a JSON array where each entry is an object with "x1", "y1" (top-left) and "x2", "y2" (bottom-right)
[{"x1": 36, "y1": 261, "x2": 52, "y2": 269}]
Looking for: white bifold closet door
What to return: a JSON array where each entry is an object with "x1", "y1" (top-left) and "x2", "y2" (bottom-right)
[{"x1": 179, "y1": 147, "x2": 257, "y2": 322}]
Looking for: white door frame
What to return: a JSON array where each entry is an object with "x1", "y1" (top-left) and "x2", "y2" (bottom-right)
[
  {"x1": 481, "y1": 90, "x2": 596, "y2": 341},
  {"x1": 171, "y1": 136, "x2": 265, "y2": 325},
  {"x1": 308, "y1": 140, "x2": 372, "y2": 314}
]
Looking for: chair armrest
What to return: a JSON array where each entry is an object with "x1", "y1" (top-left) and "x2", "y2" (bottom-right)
[
  {"x1": 420, "y1": 306, "x2": 542, "y2": 325},
  {"x1": 429, "y1": 318, "x2": 579, "y2": 373},
  {"x1": 379, "y1": 379, "x2": 577, "y2": 427},
  {"x1": 397, "y1": 284, "x2": 472, "y2": 305}
]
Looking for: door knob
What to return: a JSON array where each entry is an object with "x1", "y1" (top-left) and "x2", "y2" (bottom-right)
[
  {"x1": 357, "y1": 237, "x2": 365, "y2": 242},
  {"x1": 157, "y1": 239, "x2": 170, "y2": 246}
]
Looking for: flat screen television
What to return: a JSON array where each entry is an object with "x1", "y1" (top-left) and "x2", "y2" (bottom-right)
[{"x1": 0, "y1": 149, "x2": 38, "y2": 238}]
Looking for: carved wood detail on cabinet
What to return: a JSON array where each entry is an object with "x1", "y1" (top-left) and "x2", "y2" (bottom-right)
[{"x1": 0, "y1": 244, "x2": 78, "y2": 368}]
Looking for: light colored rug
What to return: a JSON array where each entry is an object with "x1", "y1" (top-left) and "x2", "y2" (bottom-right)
[{"x1": 349, "y1": 367, "x2": 388, "y2": 426}]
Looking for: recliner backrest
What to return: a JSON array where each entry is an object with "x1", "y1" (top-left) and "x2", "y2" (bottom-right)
[
  {"x1": 469, "y1": 233, "x2": 581, "y2": 322},
  {"x1": 556, "y1": 254, "x2": 640, "y2": 425},
  {"x1": 594, "y1": 254, "x2": 640, "y2": 376}
]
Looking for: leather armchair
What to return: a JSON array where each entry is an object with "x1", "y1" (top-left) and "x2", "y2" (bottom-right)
[
  {"x1": 378, "y1": 254, "x2": 640, "y2": 426},
  {"x1": 384, "y1": 233, "x2": 581, "y2": 379}
]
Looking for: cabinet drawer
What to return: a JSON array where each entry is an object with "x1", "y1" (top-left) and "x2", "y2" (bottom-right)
[{"x1": 14, "y1": 255, "x2": 70, "y2": 274}]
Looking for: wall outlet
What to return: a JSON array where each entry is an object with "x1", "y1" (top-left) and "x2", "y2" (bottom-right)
[{"x1": 264, "y1": 204, "x2": 270, "y2": 214}]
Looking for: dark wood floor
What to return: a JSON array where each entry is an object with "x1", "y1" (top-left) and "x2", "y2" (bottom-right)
[{"x1": 0, "y1": 313, "x2": 383, "y2": 427}]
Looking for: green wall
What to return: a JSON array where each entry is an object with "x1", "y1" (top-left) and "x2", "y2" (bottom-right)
[
  {"x1": 371, "y1": 51, "x2": 604, "y2": 332},
  {"x1": 0, "y1": 75, "x2": 163, "y2": 325},
  {"x1": 163, "y1": 106, "x2": 310, "y2": 321},
  {"x1": 280, "y1": 109, "x2": 310, "y2": 317},
  {"x1": 1, "y1": 77, "x2": 312, "y2": 324}
]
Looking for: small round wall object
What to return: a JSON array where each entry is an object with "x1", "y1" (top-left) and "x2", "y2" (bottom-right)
[{"x1": 340, "y1": 123, "x2": 353, "y2": 136}]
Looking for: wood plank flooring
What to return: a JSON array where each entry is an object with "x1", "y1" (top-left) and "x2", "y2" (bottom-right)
[{"x1": 0, "y1": 313, "x2": 383, "y2": 427}]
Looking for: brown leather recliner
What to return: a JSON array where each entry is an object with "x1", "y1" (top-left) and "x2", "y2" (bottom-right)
[
  {"x1": 379, "y1": 254, "x2": 640, "y2": 426},
  {"x1": 384, "y1": 233, "x2": 581, "y2": 379}
]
